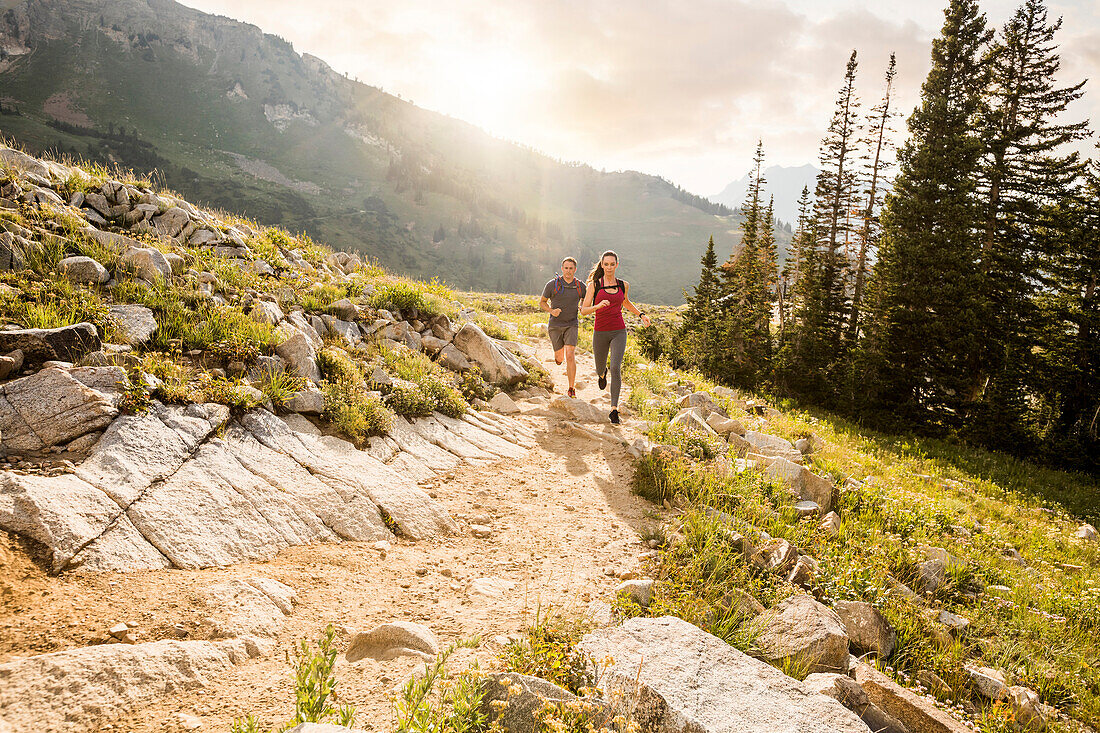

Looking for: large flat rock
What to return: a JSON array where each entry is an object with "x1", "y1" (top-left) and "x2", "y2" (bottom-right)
[
  {"x1": 577, "y1": 616, "x2": 870, "y2": 733},
  {"x1": 0, "y1": 639, "x2": 259, "y2": 732}
]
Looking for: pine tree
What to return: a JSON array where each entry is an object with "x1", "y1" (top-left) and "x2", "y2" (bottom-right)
[
  {"x1": 970, "y1": 0, "x2": 1090, "y2": 446},
  {"x1": 848, "y1": 54, "x2": 898, "y2": 342},
  {"x1": 778, "y1": 187, "x2": 815, "y2": 343},
  {"x1": 682, "y1": 235, "x2": 722, "y2": 374},
  {"x1": 862, "y1": 0, "x2": 992, "y2": 427},
  {"x1": 716, "y1": 142, "x2": 774, "y2": 387}
]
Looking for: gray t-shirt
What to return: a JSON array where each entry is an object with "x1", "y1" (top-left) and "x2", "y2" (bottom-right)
[{"x1": 542, "y1": 277, "x2": 587, "y2": 328}]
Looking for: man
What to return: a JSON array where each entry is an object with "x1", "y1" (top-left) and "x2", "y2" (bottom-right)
[{"x1": 539, "y1": 257, "x2": 586, "y2": 398}]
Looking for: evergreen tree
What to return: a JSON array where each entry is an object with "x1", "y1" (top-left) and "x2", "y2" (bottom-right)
[
  {"x1": 716, "y1": 142, "x2": 774, "y2": 387},
  {"x1": 862, "y1": 0, "x2": 992, "y2": 427},
  {"x1": 970, "y1": 0, "x2": 1090, "y2": 446},
  {"x1": 681, "y1": 235, "x2": 723, "y2": 374},
  {"x1": 848, "y1": 54, "x2": 898, "y2": 342}
]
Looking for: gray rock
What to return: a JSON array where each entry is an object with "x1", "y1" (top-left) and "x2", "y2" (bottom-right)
[
  {"x1": 752, "y1": 538, "x2": 798, "y2": 573},
  {"x1": 820, "y1": 511, "x2": 841, "y2": 536},
  {"x1": 855, "y1": 662, "x2": 971, "y2": 733},
  {"x1": 755, "y1": 594, "x2": 850, "y2": 674},
  {"x1": 0, "y1": 368, "x2": 117, "y2": 452},
  {"x1": 488, "y1": 392, "x2": 520, "y2": 414},
  {"x1": 275, "y1": 321, "x2": 321, "y2": 383},
  {"x1": 706, "y1": 412, "x2": 746, "y2": 436},
  {"x1": 0, "y1": 322, "x2": 101, "y2": 367},
  {"x1": 964, "y1": 664, "x2": 1008, "y2": 701},
  {"x1": 915, "y1": 560, "x2": 946, "y2": 594},
  {"x1": 120, "y1": 247, "x2": 172, "y2": 282},
  {"x1": 286, "y1": 386, "x2": 324, "y2": 414},
  {"x1": 670, "y1": 406, "x2": 719, "y2": 436},
  {"x1": 614, "y1": 578, "x2": 655, "y2": 607},
  {"x1": 346, "y1": 621, "x2": 439, "y2": 662},
  {"x1": 678, "y1": 391, "x2": 725, "y2": 416},
  {"x1": 452, "y1": 323, "x2": 527, "y2": 385},
  {"x1": 1075, "y1": 523, "x2": 1098, "y2": 542},
  {"x1": 109, "y1": 304, "x2": 158, "y2": 345},
  {"x1": 834, "y1": 601, "x2": 896, "y2": 658},
  {"x1": 765, "y1": 458, "x2": 834, "y2": 513},
  {"x1": 152, "y1": 206, "x2": 191, "y2": 238},
  {"x1": 59, "y1": 255, "x2": 109, "y2": 284},
  {"x1": 577, "y1": 616, "x2": 871, "y2": 733},
  {"x1": 804, "y1": 673, "x2": 909, "y2": 733},
  {"x1": 481, "y1": 673, "x2": 609, "y2": 733},
  {"x1": 437, "y1": 343, "x2": 472, "y2": 372},
  {"x1": 744, "y1": 431, "x2": 802, "y2": 461},
  {"x1": 0, "y1": 638, "x2": 261, "y2": 732},
  {"x1": 550, "y1": 396, "x2": 608, "y2": 424},
  {"x1": 328, "y1": 298, "x2": 360, "y2": 320},
  {"x1": 937, "y1": 610, "x2": 969, "y2": 634},
  {"x1": 250, "y1": 300, "x2": 284, "y2": 326},
  {"x1": 204, "y1": 577, "x2": 296, "y2": 637},
  {"x1": 1006, "y1": 686, "x2": 1046, "y2": 731}
]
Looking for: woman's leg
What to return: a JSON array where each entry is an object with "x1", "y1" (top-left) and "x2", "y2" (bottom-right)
[
  {"x1": 608, "y1": 330, "x2": 627, "y2": 407},
  {"x1": 592, "y1": 330, "x2": 611, "y2": 378}
]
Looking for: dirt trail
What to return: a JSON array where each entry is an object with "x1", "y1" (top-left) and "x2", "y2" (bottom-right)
[{"x1": 0, "y1": 334, "x2": 661, "y2": 732}]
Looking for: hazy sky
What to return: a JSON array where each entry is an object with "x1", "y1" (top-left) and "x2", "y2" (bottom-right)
[{"x1": 187, "y1": 0, "x2": 1099, "y2": 195}]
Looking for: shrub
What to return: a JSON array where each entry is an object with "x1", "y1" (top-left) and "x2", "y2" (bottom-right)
[
  {"x1": 259, "y1": 370, "x2": 306, "y2": 408},
  {"x1": 499, "y1": 608, "x2": 595, "y2": 695},
  {"x1": 322, "y1": 378, "x2": 393, "y2": 445},
  {"x1": 458, "y1": 367, "x2": 497, "y2": 402},
  {"x1": 317, "y1": 346, "x2": 363, "y2": 383},
  {"x1": 386, "y1": 383, "x2": 435, "y2": 418},
  {"x1": 369, "y1": 281, "x2": 446, "y2": 318},
  {"x1": 395, "y1": 638, "x2": 485, "y2": 733}
]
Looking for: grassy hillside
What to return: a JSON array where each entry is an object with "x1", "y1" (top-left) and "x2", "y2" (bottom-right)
[{"x1": 0, "y1": 0, "x2": 786, "y2": 303}]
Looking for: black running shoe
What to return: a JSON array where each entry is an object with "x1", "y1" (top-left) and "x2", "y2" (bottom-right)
[
  {"x1": 598, "y1": 373, "x2": 607, "y2": 390},
  {"x1": 609, "y1": 409, "x2": 620, "y2": 425}
]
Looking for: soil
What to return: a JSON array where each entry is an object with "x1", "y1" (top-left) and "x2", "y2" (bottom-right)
[{"x1": 0, "y1": 334, "x2": 664, "y2": 732}]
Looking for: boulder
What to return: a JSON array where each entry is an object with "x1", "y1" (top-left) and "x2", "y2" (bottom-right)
[
  {"x1": 58, "y1": 255, "x2": 109, "y2": 284},
  {"x1": 286, "y1": 386, "x2": 324, "y2": 414},
  {"x1": 1006, "y1": 686, "x2": 1046, "y2": 731},
  {"x1": 120, "y1": 247, "x2": 172, "y2": 282},
  {"x1": 346, "y1": 621, "x2": 439, "y2": 662},
  {"x1": 109, "y1": 304, "x2": 158, "y2": 345},
  {"x1": 764, "y1": 458, "x2": 834, "y2": 513},
  {"x1": 834, "y1": 601, "x2": 896, "y2": 658},
  {"x1": 481, "y1": 673, "x2": 609, "y2": 733},
  {"x1": 0, "y1": 322, "x2": 101, "y2": 367},
  {"x1": 328, "y1": 298, "x2": 360, "y2": 320},
  {"x1": 755, "y1": 594, "x2": 850, "y2": 674},
  {"x1": 436, "y1": 343, "x2": 472, "y2": 372},
  {"x1": 152, "y1": 206, "x2": 191, "y2": 238},
  {"x1": 1075, "y1": 523, "x2": 1098, "y2": 542},
  {"x1": 706, "y1": 412, "x2": 745, "y2": 436},
  {"x1": 275, "y1": 322, "x2": 321, "y2": 383},
  {"x1": 678, "y1": 391, "x2": 725, "y2": 416},
  {"x1": 550, "y1": 396, "x2": 608, "y2": 424},
  {"x1": 803, "y1": 673, "x2": 909, "y2": 733},
  {"x1": 204, "y1": 577, "x2": 296, "y2": 637},
  {"x1": 0, "y1": 638, "x2": 262, "y2": 732},
  {"x1": 855, "y1": 662, "x2": 971, "y2": 733},
  {"x1": 964, "y1": 665, "x2": 1008, "y2": 700},
  {"x1": 250, "y1": 300, "x2": 284, "y2": 326},
  {"x1": 820, "y1": 511, "x2": 841, "y2": 536},
  {"x1": 670, "y1": 406, "x2": 719, "y2": 436},
  {"x1": 614, "y1": 578, "x2": 654, "y2": 607},
  {"x1": 744, "y1": 431, "x2": 801, "y2": 460},
  {"x1": 488, "y1": 391, "x2": 520, "y2": 414},
  {"x1": 752, "y1": 538, "x2": 799, "y2": 573},
  {"x1": 452, "y1": 323, "x2": 528, "y2": 385},
  {"x1": 577, "y1": 616, "x2": 870, "y2": 733},
  {"x1": 0, "y1": 368, "x2": 117, "y2": 452}
]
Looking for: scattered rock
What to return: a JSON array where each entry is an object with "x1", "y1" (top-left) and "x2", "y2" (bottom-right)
[
  {"x1": 481, "y1": 673, "x2": 609, "y2": 733},
  {"x1": 752, "y1": 538, "x2": 798, "y2": 573},
  {"x1": 58, "y1": 255, "x2": 109, "y2": 284},
  {"x1": 1006, "y1": 686, "x2": 1046, "y2": 730},
  {"x1": 120, "y1": 247, "x2": 172, "y2": 282},
  {"x1": 915, "y1": 669, "x2": 953, "y2": 698},
  {"x1": 452, "y1": 323, "x2": 527, "y2": 385},
  {"x1": 0, "y1": 322, "x2": 101, "y2": 368},
  {"x1": 669, "y1": 406, "x2": 719, "y2": 436},
  {"x1": 1075, "y1": 523, "x2": 1098, "y2": 542},
  {"x1": 678, "y1": 391, "x2": 724, "y2": 416},
  {"x1": 705, "y1": 412, "x2": 745, "y2": 436},
  {"x1": 804, "y1": 672, "x2": 910, "y2": 733},
  {"x1": 275, "y1": 322, "x2": 322, "y2": 383},
  {"x1": 250, "y1": 300, "x2": 284, "y2": 326},
  {"x1": 0, "y1": 368, "x2": 117, "y2": 452},
  {"x1": 488, "y1": 392, "x2": 520, "y2": 414},
  {"x1": 938, "y1": 610, "x2": 969, "y2": 635},
  {"x1": 614, "y1": 578, "x2": 654, "y2": 607},
  {"x1": 834, "y1": 601, "x2": 896, "y2": 658},
  {"x1": 549, "y1": 396, "x2": 608, "y2": 424},
  {"x1": 467, "y1": 576, "x2": 515, "y2": 599},
  {"x1": 286, "y1": 386, "x2": 324, "y2": 414},
  {"x1": 345, "y1": 621, "x2": 439, "y2": 662},
  {"x1": 793, "y1": 500, "x2": 820, "y2": 518},
  {"x1": 470, "y1": 524, "x2": 492, "y2": 539},
  {"x1": 820, "y1": 511, "x2": 841, "y2": 536},
  {"x1": 577, "y1": 616, "x2": 870, "y2": 733},
  {"x1": 755, "y1": 594, "x2": 850, "y2": 674},
  {"x1": 110, "y1": 304, "x2": 158, "y2": 345},
  {"x1": 964, "y1": 664, "x2": 1008, "y2": 701},
  {"x1": 855, "y1": 661, "x2": 972, "y2": 733}
]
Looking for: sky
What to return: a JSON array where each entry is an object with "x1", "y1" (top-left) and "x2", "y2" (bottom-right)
[{"x1": 186, "y1": 0, "x2": 1100, "y2": 196}]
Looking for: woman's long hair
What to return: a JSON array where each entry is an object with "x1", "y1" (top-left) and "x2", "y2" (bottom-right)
[{"x1": 588, "y1": 250, "x2": 618, "y2": 286}]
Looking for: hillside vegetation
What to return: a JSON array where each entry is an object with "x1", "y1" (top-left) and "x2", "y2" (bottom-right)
[{"x1": 0, "y1": 0, "x2": 791, "y2": 304}]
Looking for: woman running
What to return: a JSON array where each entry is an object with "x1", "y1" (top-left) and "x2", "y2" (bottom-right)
[{"x1": 580, "y1": 250, "x2": 650, "y2": 424}]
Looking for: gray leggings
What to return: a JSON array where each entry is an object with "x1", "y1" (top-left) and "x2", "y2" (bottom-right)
[{"x1": 593, "y1": 329, "x2": 627, "y2": 407}]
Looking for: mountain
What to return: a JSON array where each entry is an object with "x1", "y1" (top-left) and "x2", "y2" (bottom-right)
[
  {"x1": 0, "y1": 0, "x2": 788, "y2": 304},
  {"x1": 710, "y1": 164, "x2": 819, "y2": 225}
]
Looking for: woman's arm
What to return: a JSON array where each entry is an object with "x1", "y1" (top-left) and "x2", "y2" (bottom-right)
[
  {"x1": 579, "y1": 281, "x2": 607, "y2": 315},
  {"x1": 623, "y1": 282, "x2": 651, "y2": 326}
]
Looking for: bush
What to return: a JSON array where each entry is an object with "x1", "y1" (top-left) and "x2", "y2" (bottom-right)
[
  {"x1": 259, "y1": 370, "x2": 306, "y2": 408},
  {"x1": 322, "y1": 378, "x2": 393, "y2": 445},
  {"x1": 499, "y1": 608, "x2": 595, "y2": 695},
  {"x1": 458, "y1": 367, "x2": 497, "y2": 402},
  {"x1": 317, "y1": 346, "x2": 363, "y2": 383},
  {"x1": 395, "y1": 638, "x2": 485, "y2": 733},
  {"x1": 369, "y1": 281, "x2": 446, "y2": 318},
  {"x1": 385, "y1": 383, "x2": 435, "y2": 417}
]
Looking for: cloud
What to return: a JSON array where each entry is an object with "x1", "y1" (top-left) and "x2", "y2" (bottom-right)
[{"x1": 185, "y1": 0, "x2": 1098, "y2": 192}]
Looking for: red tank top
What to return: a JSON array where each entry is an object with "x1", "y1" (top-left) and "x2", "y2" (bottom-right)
[{"x1": 593, "y1": 280, "x2": 626, "y2": 331}]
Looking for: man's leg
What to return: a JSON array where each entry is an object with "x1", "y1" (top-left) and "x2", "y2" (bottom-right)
[
  {"x1": 564, "y1": 344, "x2": 576, "y2": 388},
  {"x1": 554, "y1": 346, "x2": 565, "y2": 365}
]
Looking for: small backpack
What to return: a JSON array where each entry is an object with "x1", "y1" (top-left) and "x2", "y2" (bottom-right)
[{"x1": 553, "y1": 275, "x2": 584, "y2": 297}]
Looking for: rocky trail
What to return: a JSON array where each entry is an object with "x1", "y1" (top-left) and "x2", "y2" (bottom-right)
[{"x1": 0, "y1": 335, "x2": 659, "y2": 732}]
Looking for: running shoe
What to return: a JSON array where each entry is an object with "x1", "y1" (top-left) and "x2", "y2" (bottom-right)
[
  {"x1": 609, "y1": 409, "x2": 620, "y2": 425},
  {"x1": 568, "y1": 387, "x2": 576, "y2": 398},
  {"x1": 598, "y1": 373, "x2": 607, "y2": 390}
]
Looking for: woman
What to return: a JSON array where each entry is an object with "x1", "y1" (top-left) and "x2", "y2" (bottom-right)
[{"x1": 580, "y1": 250, "x2": 650, "y2": 424}]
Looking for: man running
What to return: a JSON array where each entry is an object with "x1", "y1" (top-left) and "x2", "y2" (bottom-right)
[{"x1": 539, "y1": 257, "x2": 586, "y2": 398}]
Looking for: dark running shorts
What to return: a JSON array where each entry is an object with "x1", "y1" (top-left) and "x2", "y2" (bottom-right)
[{"x1": 548, "y1": 324, "x2": 578, "y2": 351}]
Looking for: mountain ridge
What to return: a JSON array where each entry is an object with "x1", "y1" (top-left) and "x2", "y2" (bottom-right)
[{"x1": 0, "y1": 0, "x2": 788, "y2": 303}]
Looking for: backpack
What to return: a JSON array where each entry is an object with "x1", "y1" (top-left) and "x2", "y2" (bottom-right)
[{"x1": 552, "y1": 275, "x2": 584, "y2": 297}]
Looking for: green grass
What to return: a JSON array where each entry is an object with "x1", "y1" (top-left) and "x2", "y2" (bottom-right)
[
  {"x1": 499, "y1": 607, "x2": 596, "y2": 695},
  {"x1": 321, "y1": 377, "x2": 393, "y2": 445}
]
